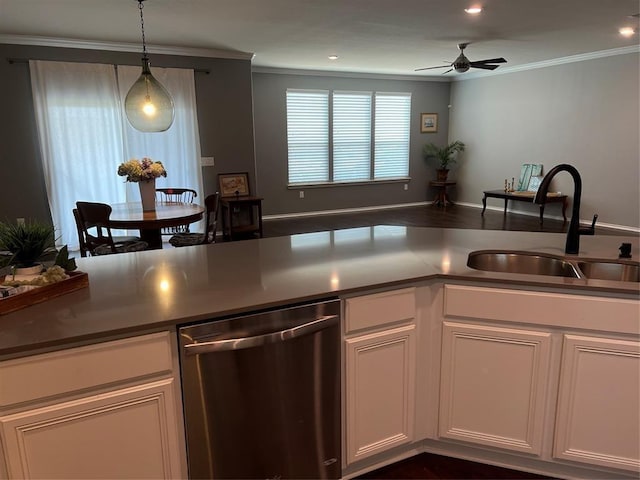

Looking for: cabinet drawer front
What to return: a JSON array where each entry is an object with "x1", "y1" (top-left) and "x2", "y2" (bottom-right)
[
  {"x1": 443, "y1": 285, "x2": 640, "y2": 334},
  {"x1": 0, "y1": 332, "x2": 173, "y2": 407},
  {"x1": 345, "y1": 288, "x2": 416, "y2": 333}
]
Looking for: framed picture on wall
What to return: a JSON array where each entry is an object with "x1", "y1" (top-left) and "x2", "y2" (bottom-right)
[
  {"x1": 218, "y1": 172, "x2": 250, "y2": 197},
  {"x1": 420, "y1": 113, "x2": 438, "y2": 133}
]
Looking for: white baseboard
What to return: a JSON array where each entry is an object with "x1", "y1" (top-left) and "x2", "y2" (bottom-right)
[
  {"x1": 262, "y1": 201, "x2": 429, "y2": 221},
  {"x1": 455, "y1": 201, "x2": 639, "y2": 233},
  {"x1": 264, "y1": 201, "x2": 639, "y2": 234}
]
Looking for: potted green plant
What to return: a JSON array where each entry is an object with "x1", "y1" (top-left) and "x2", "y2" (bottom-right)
[
  {"x1": 423, "y1": 140, "x2": 466, "y2": 181},
  {"x1": 0, "y1": 220, "x2": 56, "y2": 274}
]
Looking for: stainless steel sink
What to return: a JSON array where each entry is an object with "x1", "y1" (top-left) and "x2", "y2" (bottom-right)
[
  {"x1": 577, "y1": 261, "x2": 640, "y2": 282},
  {"x1": 467, "y1": 251, "x2": 581, "y2": 278},
  {"x1": 467, "y1": 250, "x2": 640, "y2": 283}
]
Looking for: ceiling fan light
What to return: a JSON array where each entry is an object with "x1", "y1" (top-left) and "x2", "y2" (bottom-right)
[
  {"x1": 125, "y1": 58, "x2": 175, "y2": 132},
  {"x1": 619, "y1": 27, "x2": 636, "y2": 37},
  {"x1": 464, "y1": 6, "x2": 483, "y2": 14}
]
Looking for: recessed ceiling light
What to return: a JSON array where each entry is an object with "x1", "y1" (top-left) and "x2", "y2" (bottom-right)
[
  {"x1": 619, "y1": 27, "x2": 637, "y2": 37},
  {"x1": 464, "y1": 6, "x2": 483, "y2": 14},
  {"x1": 328, "y1": 55, "x2": 339, "y2": 60}
]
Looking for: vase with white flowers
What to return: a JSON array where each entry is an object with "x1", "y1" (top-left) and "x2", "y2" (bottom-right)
[{"x1": 117, "y1": 157, "x2": 167, "y2": 211}]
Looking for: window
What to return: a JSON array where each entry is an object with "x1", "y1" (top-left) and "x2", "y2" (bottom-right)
[
  {"x1": 286, "y1": 89, "x2": 411, "y2": 185},
  {"x1": 374, "y1": 93, "x2": 411, "y2": 179},
  {"x1": 286, "y1": 90, "x2": 329, "y2": 184},
  {"x1": 333, "y1": 91, "x2": 372, "y2": 182}
]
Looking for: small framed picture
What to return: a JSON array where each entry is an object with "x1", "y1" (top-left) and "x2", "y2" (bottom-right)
[
  {"x1": 517, "y1": 163, "x2": 543, "y2": 191},
  {"x1": 527, "y1": 175, "x2": 544, "y2": 193},
  {"x1": 420, "y1": 113, "x2": 438, "y2": 133},
  {"x1": 218, "y1": 172, "x2": 250, "y2": 197}
]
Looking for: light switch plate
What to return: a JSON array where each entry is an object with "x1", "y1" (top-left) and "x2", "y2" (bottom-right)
[{"x1": 201, "y1": 156, "x2": 215, "y2": 167}]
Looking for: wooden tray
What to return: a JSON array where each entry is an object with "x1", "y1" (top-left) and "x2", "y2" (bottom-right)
[{"x1": 0, "y1": 271, "x2": 89, "y2": 316}]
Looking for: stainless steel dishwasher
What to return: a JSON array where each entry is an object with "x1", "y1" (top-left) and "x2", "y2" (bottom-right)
[{"x1": 178, "y1": 299, "x2": 341, "y2": 479}]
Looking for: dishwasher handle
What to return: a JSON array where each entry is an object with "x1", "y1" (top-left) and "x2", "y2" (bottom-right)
[{"x1": 183, "y1": 314, "x2": 339, "y2": 355}]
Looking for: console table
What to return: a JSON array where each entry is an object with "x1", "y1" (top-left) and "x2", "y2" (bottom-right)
[
  {"x1": 481, "y1": 190, "x2": 568, "y2": 223},
  {"x1": 429, "y1": 181, "x2": 456, "y2": 207},
  {"x1": 220, "y1": 196, "x2": 263, "y2": 241}
]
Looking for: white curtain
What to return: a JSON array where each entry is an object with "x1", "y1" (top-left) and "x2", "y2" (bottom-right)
[
  {"x1": 30, "y1": 60, "x2": 126, "y2": 248},
  {"x1": 30, "y1": 60, "x2": 204, "y2": 249}
]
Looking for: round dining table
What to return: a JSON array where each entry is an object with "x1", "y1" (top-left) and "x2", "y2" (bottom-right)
[{"x1": 109, "y1": 202, "x2": 205, "y2": 250}]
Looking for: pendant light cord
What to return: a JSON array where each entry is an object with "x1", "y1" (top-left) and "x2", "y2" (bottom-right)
[{"x1": 138, "y1": 0, "x2": 148, "y2": 60}]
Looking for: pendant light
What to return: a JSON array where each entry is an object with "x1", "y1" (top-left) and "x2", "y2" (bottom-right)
[{"x1": 125, "y1": 0, "x2": 175, "y2": 132}]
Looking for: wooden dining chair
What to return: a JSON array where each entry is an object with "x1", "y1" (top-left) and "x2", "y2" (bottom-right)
[
  {"x1": 156, "y1": 188, "x2": 198, "y2": 204},
  {"x1": 73, "y1": 208, "x2": 142, "y2": 257},
  {"x1": 168, "y1": 193, "x2": 220, "y2": 248},
  {"x1": 156, "y1": 188, "x2": 198, "y2": 237},
  {"x1": 75, "y1": 202, "x2": 149, "y2": 256}
]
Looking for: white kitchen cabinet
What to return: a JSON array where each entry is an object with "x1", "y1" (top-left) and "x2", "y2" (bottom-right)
[
  {"x1": 344, "y1": 288, "x2": 417, "y2": 465},
  {"x1": 438, "y1": 284, "x2": 640, "y2": 473},
  {"x1": 554, "y1": 334, "x2": 640, "y2": 473},
  {"x1": 439, "y1": 321, "x2": 552, "y2": 455},
  {"x1": 0, "y1": 332, "x2": 186, "y2": 479},
  {"x1": 345, "y1": 324, "x2": 416, "y2": 464}
]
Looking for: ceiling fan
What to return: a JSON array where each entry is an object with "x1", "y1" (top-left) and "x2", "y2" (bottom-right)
[{"x1": 415, "y1": 43, "x2": 507, "y2": 74}]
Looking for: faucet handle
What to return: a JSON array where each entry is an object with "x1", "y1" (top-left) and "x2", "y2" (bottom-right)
[{"x1": 578, "y1": 214, "x2": 598, "y2": 235}]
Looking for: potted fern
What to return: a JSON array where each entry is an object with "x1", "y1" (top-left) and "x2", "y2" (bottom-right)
[
  {"x1": 0, "y1": 220, "x2": 56, "y2": 274},
  {"x1": 423, "y1": 140, "x2": 466, "y2": 181}
]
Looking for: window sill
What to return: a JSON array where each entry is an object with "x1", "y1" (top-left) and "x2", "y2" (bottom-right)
[{"x1": 287, "y1": 178, "x2": 411, "y2": 189}]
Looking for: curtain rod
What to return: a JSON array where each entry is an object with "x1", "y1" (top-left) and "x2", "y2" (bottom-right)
[{"x1": 6, "y1": 58, "x2": 210, "y2": 74}]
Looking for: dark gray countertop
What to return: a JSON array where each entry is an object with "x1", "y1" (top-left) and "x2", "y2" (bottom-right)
[{"x1": 1, "y1": 226, "x2": 638, "y2": 357}]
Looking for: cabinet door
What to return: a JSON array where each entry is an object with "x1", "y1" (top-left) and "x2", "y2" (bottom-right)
[
  {"x1": 345, "y1": 324, "x2": 416, "y2": 464},
  {"x1": 439, "y1": 321, "x2": 551, "y2": 455},
  {"x1": 0, "y1": 379, "x2": 183, "y2": 479},
  {"x1": 554, "y1": 335, "x2": 640, "y2": 472}
]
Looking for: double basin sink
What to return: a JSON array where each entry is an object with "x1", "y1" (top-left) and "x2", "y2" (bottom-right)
[{"x1": 468, "y1": 250, "x2": 639, "y2": 282}]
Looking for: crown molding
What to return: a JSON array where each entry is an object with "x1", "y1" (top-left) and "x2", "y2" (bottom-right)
[
  {"x1": 2, "y1": 34, "x2": 636, "y2": 78},
  {"x1": 0, "y1": 34, "x2": 254, "y2": 61},
  {"x1": 251, "y1": 66, "x2": 450, "y2": 82},
  {"x1": 456, "y1": 45, "x2": 640, "y2": 81}
]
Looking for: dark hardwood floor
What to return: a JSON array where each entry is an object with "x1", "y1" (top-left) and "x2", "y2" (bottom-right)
[
  {"x1": 356, "y1": 452, "x2": 554, "y2": 480},
  {"x1": 262, "y1": 203, "x2": 627, "y2": 238}
]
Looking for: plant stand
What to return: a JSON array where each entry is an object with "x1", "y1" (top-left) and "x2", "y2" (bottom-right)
[{"x1": 430, "y1": 181, "x2": 457, "y2": 207}]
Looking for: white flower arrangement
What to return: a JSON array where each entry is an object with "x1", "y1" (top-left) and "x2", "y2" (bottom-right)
[{"x1": 117, "y1": 157, "x2": 167, "y2": 183}]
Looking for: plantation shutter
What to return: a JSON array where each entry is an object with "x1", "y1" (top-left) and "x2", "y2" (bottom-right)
[
  {"x1": 333, "y1": 91, "x2": 372, "y2": 182},
  {"x1": 286, "y1": 89, "x2": 329, "y2": 184},
  {"x1": 374, "y1": 93, "x2": 411, "y2": 179}
]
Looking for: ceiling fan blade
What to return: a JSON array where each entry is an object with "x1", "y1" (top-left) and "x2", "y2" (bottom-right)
[
  {"x1": 415, "y1": 65, "x2": 451, "y2": 71},
  {"x1": 472, "y1": 57, "x2": 507, "y2": 64},
  {"x1": 442, "y1": 68, "x2": 453, "y2": 74},
  {"x1": 469, "y1": 63, "x2": 499, "y2": 70}
]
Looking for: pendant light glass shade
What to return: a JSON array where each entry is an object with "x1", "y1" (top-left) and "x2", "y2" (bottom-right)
[
  {"x1": 125, "y1": 58, "x2": 175, "y2": 132},
  {"x1": 125, "y1": 0, "x2": 175, "y2": 132}
]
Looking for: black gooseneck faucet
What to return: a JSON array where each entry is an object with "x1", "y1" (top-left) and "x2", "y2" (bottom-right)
[{"x1": 534, "y1": 164, "x2": 597, "y2": 255}]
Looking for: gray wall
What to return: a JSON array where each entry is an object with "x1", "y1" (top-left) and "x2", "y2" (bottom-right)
[
  {"x1": 252, "y1": 72, "x2": 451, "y2": 215},
  {"x1": 449, "y1": 53, "x2": 640, "y2": 230},
  {"x1": 0, "y1": 43, "x2": 255, "y2": 225},
  {"x1": 3, "y1": 43, "x2": 637, "y2": 231}
]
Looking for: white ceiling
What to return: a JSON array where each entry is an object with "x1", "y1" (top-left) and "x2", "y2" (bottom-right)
[{"x1": 1, "y1": 0, "x2": 638, "y2": 76}]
